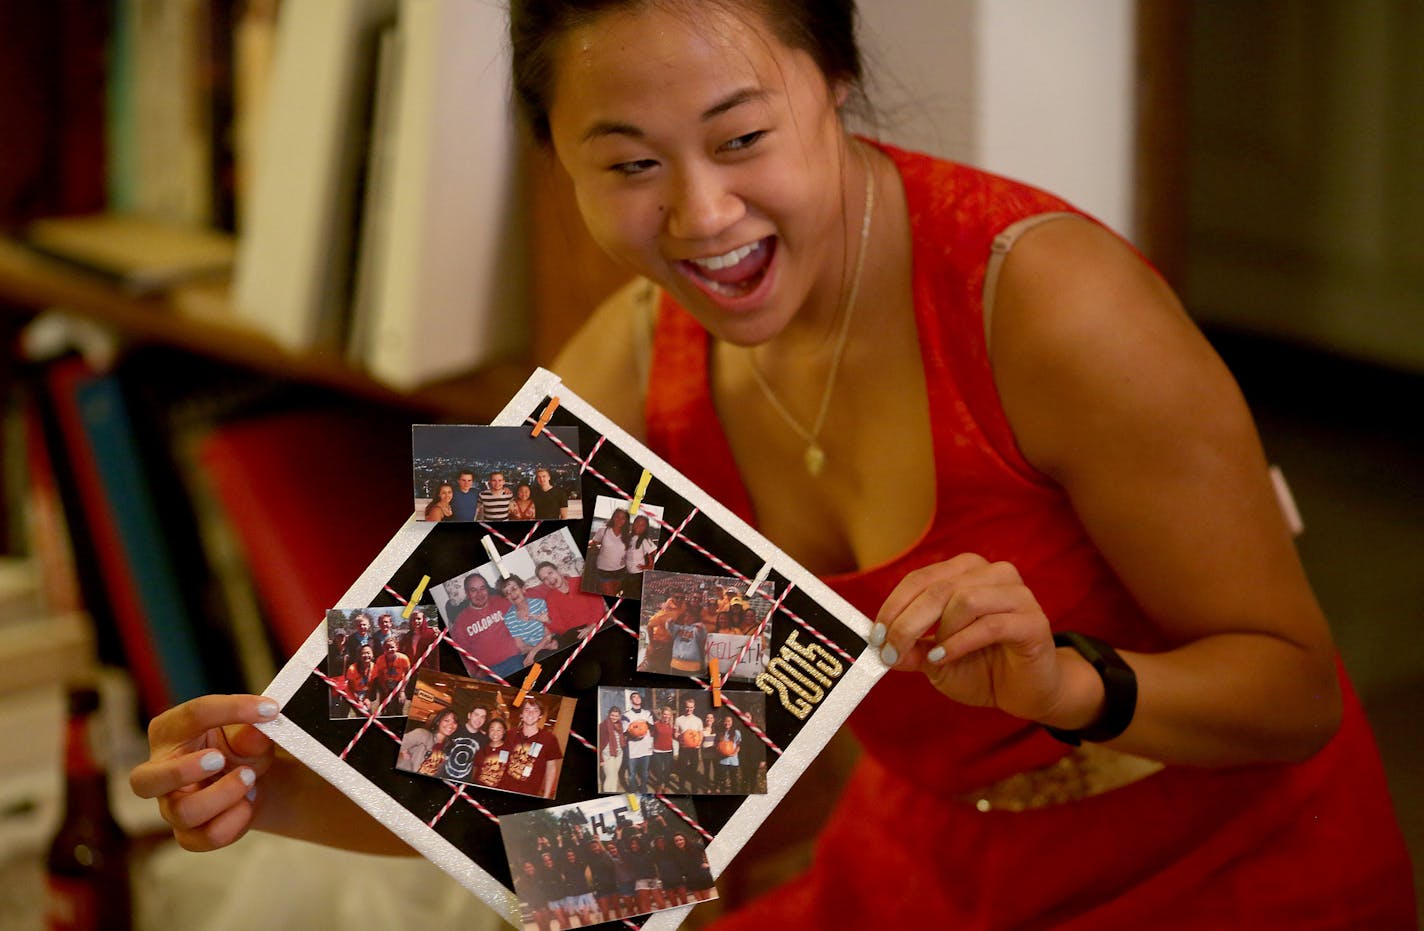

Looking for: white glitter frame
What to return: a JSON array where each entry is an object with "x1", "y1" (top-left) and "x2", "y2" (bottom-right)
[{"x1": 257, "y1": 368, "x2": 888, "y2": 929}]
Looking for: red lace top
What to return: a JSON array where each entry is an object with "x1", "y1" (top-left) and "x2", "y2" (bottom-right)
[{"x1": 643, "y1": 142, "x2": 1414, "y2": 926}]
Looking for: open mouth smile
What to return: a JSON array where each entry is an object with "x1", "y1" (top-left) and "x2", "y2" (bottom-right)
[{"x1": 677, "y1": 236, "x2": 776, "y2": 301}]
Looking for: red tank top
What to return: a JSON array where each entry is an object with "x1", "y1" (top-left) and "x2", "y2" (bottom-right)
[
  {"x1": 647, "y1": 141, "x2": 1163, "y2": 792},
  {"x1": 644, "y1": 143, "x2": 1415, "y2": 927}
]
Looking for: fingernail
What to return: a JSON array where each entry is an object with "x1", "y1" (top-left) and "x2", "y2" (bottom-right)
[
  {"x1": 239, "y1": 767, "x2": 256, "y2": 787},
  {"x1": 879, "y1": 644, "x2": 898, "y2": 665},
  {"x1": 257, "y1": 700, "x2": 279, "y2": 720},
  {"x1": 868, "y1": 623, "x2": 887, "y2": 648},
  {"x1": 246, "y1": 786, "x2": 258, "y2": 802},
  {"x1": 927, "y1": 645, "x2": 946, "y2": 664},
  {"x1": 200, "y1": 751, "x2": 225, "y2": 772}
]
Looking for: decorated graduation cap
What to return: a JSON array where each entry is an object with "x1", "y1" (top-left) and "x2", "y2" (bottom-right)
[{"x1": 255, "y1": 368, "x2": 888, "y2": 929}]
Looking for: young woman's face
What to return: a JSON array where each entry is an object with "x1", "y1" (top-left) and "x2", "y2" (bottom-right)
[
  {"x1": 438, "y1": 484, "x2": 453, "y2": 502},
  {"x1": 548, "y1": 4, "x2": 853, "y2": 347}
]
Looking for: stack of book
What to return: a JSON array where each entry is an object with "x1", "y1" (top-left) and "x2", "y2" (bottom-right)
[
  {"x1": 233, "y1": 0, "x2": 528, "y2": 388},
  {"x1": 14, "y1": 0, "x2": 529, "y2": 392}
]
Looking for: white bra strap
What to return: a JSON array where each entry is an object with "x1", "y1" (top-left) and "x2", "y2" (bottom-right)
[{"x1": 981, "y1": 211, "x2": 1079, "y2": 353}]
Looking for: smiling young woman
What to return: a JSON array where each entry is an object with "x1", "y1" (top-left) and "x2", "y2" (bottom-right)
[{"x1": 129, "y1": 1, "x2": 1415, "y2": 926}]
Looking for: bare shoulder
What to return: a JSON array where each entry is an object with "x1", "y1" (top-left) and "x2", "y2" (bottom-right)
[
  {"x1": 987, "y1": 216, "x2": 1234, "y2": 482},
  {"x1": 549, "y1": 277, "x2": 658, "y2": 442},
  {"x1": 988, "y1": 216, "x2": 1330, "y2": 651}
]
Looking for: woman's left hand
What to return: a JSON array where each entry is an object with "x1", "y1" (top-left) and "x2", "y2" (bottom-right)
[{"x1": 872, "y1": 553, "x2": 1070, "y2": 724}]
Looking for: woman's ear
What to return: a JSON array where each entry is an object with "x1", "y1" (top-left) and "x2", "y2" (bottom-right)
[{"x1": 832, "y1": 77, "x2": 851, "y2": 109}]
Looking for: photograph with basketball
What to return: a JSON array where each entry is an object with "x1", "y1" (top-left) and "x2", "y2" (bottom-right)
[{"x1": 595, "y1": 686, "x2": 767, "y2": 795}]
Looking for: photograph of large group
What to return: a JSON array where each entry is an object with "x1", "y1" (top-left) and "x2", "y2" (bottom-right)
[
  {"x1": 432, "y1": 528, "x2": 607, "y2": 681},
  {"x1": 395, "y1": 668, "x2": 575, "y2": 800},
  {"x1": 596, "y1": 687, "x2": 768, "y2": 796},
  {"x1": 635, "y1": 570, "x2": 774, "y2": 679},
  {"x1": 412, "y1": 424, "x2": 582, "y2": 521},
  {"x1": 500, "y1": 794, "x2": 717, "y2": 928},
  {"x1": 325, "y1": 605, "x2": 442, "y2": 719}
]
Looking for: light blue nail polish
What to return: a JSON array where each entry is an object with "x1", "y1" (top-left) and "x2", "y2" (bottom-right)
[
  {"x1": 868, "y1": 623, "x2": 887, "y2": 647},
  {"x1": 257, "y1": 700, "x2": 279, "y2": 719},
  {"x1": 246, "y1": 787, "x2": 258, "y2": 802},
  {"x1": 927, "y1": 645, "x2": 946, "y2": 663},
  {"x1": 200, "y1": 751, "x2": 225, "y2": 772},
  {"x1": 880, "y1": 644, "x2": 899, "y2": 665},
  {"x1": 239, "y1": 767, "x2": 256, "y2": 787}
]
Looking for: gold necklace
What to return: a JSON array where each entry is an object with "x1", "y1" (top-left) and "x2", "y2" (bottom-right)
[{"x1": 746, "y1": 143, "x2": 875, "y2": 477}]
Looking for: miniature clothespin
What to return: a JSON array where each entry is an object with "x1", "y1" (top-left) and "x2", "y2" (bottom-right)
[
  {"x1": 512, "y1": 663, "x2": 542, "y2": 707},
  {"x1": 745, "y1": 562, "x2": 772, "y2": 600},
  {"x1": 709, "y1": 657, "x2": 723, "y2": 707},
  {"x1": 626, "y1": 794, "x2": 641, "y2": 812},
  {"x1": 531, "y1": 396, "x2": 560, "y2": 437},
  {"x1": 482, "y1": 536, "x2": 509, "y2": 578},
  {"x1": 628, "y1": 469, "x2": 652, "y2": 516},
  {"x1": 401, "y1": 575, "x2": 431, "y2": 619}
]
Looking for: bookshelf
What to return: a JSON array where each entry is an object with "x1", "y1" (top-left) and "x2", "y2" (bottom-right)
[{"x1": 0, "y1": 236, "x2": 534, "y2": 422}]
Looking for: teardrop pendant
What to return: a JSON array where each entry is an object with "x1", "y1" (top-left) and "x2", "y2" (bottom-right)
[{"x1": 804, "y1": 443, "x2": 826, "y2": 477}]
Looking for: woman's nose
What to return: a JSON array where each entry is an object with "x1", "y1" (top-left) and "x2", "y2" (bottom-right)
[{"x1": 665, "y1": 166, "x2": 743, "y2": 241}]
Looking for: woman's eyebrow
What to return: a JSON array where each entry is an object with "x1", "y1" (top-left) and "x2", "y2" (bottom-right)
[
  {"x1": 582, "y1": 120, "x2": 643, "y2": 143},
  {"x1": 579, "y1": 87, "x2": 769, "y2": 144},
  {"x1": 701, "y1": 87, "x2": 767, "y2": 121}
]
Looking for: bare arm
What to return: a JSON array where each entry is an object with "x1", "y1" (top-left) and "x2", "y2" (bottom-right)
[
  {"x1": 877, "y1": 218, "x2": 1340, "y2": 766},
  {"x1": 549, "y1": 277, "x2": 657, "y2": 441}
]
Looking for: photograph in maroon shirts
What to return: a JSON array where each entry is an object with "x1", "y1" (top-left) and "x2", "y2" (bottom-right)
[
  {"x1": 595, "y1": 686, "x2": 768, "y2": 796},
  {"x1": 323, "y1": 605, "x2": 442, "y2": 720},
  {"x1": 411, "y1": 424, "x2": 582, "y2": 522},
  {"x1": 395, "y1": 668, "x2": 575, "y2": 800},
  {"x1": 499, "y1": 794, "x2": 718, "y2": 926},
  {"x1": 635, "y1": 570, "x2": 773, "y2": 681},
  {"x1": 580, "y1": 494, "x2": 666, "y2": 599},
  {"x1": 431, "y1": 527, "x2": 607, "y2": 683}
]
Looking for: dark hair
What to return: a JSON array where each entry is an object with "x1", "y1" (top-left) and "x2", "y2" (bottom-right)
[
  {"x1": 429, "y1": 707, "x2": 459, "y2": 733},
  {"x1": 510, "y1": 0, "x2": 861, "y2": 144},
  {"x1": 629, "y1": 511, "x2": 652, "y2": 544}
]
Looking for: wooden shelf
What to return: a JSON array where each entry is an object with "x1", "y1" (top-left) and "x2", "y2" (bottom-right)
[{"x1": 0, "y1": 237, "x2": 532, "y2": 421}]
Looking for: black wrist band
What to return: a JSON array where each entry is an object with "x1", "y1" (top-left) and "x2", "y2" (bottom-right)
[{"x1": 1042, "y1": 631, "x2": 1137, "y2": 746}]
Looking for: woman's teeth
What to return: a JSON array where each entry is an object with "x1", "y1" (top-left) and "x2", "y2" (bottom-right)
[{"x1": 691, "y1": 241, "x2": 760, "y2": 271}]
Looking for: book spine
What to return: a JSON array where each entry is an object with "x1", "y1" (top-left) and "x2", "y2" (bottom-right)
[
  {"x1": 362, "y1": 0, "x2": 527, "y2": 390},
  {"x1": 47, "y1": 359, "x2": 210, "y2": 714},
  {"x1": 20, "y1": 392, "x2": 84, "y2": 614}
]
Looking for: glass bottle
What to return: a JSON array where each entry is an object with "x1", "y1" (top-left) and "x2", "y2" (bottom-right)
[{"x1": 44, "y1": 686, "x2": 132, "y2": 931}]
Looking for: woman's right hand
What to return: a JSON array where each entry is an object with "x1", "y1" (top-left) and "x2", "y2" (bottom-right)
[{"x1": 128, "y1": 694, "x2": 279, "y2": 852}]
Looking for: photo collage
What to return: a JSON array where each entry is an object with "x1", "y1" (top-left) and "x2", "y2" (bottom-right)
[{"x1": 319, "y1": 425, "x2": 776, "y2": 925}]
